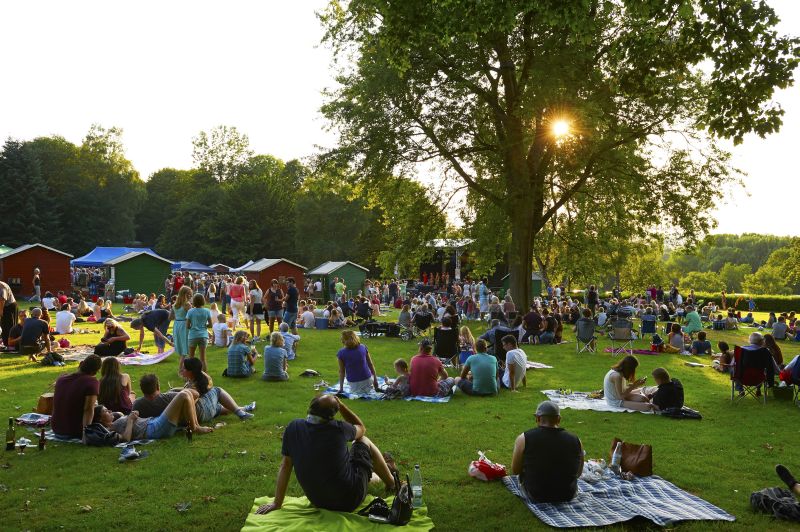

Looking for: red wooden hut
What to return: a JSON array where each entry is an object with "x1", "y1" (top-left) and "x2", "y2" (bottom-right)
[
  {"x1": 241, "y1": 258, "x2": 306, "y2": 292},
  {"x1": 0, "y1": 243, "x2": 73, "y2": 298}
]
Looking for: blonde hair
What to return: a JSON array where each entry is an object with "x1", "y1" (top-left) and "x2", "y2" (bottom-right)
[
  {"x1": 209, "y1": 302, "x2": 219, "y2": 312},
  {"x1": 341, "y1": 330, "x2": 360, "y2": 349},
  {"x1": 104, "y1": 318, "x2": 119, "y2": 330},
  {"x1": 270, "y1": 331, "x2": 285, "y2": 347},
  {"x1": 232, "y1": 330, "x2": 249, "y2": 344},
  {"x1": 104, "y1": 299, "x2": 113, "y2": 310},
  {"x1": 459, "y1": 325, "x2": 475, "y2": 345},
  {"x1": 175, "y1": 286, "x2": 193, "y2": 309},
  {"x1": 394, "y1": 358, "x2": 408, "y2": 371}
]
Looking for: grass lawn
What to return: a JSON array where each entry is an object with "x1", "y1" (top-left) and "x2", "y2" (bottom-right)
[{"x1": 0, "y1": 304, "x2": 798, "y2": 531}]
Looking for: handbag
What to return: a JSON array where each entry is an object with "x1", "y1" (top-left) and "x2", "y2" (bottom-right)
[
  {"x1": 358, "y1": 470, "x2": 412, "y2": 525},
  {"x1": 610, "y1": 438, "x2": 653, "y2": 476}
]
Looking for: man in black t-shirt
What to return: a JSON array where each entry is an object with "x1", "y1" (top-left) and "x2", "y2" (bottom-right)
[
  {"x1": 648, "y1": 368, "x2": 684, "y2": 411},
  {"x1": 256, "y1": 394, "x2": 397, "y2": 515},
  {"x1": 20, "y1": 307, "x2": 51, "y2": 361},
  {"x1": 512, "y1": 400, "x2": 583, "y2": 503},
  {"x1": 131, "y1": 309, "x2": 172, "y2": 354},
  {"x1": 283, "y1": 277, "x2": 300, "y2": 335}
]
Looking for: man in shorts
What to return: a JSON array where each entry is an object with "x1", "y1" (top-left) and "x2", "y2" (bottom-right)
[
  {"x1": 256, "y1": 394, "x2": 396, "y2": 515},
  {"x1": 283, "y1": 277, "x2": 300, "y2": 335},
  {"x1": 131, "y1": 309, "x2": 172, "y2": 354}
]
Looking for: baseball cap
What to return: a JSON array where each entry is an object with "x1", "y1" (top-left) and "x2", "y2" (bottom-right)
[
  {"x1": 418, "y1": 338, "x2": 432, "y2": 348},
  {"x1": 535, "y1": 400, "x2": 560, "y2": 417}
]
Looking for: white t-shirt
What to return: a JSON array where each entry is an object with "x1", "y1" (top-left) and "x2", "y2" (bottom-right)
[
  {"x1": 212, "y1": 322, "x2": 230, "y2": 347},
  {"x1": 502, "y1": 348, "x2": 527, "y2": 388},
  {"x1": 301, "y1": 311, "x2": 315, "y2": 328},
  {"x1": 314, "y1": 281, "x2": 322, "y2": 292},
  {"x1": 42, "y1": 296, "x2": 57, "y2": 310},
  {"x1": 323, "y1": 309, "x2": 331, "y2": 318},
  {"x1": 55, "y1": 310, "x2": 76, "y2": 334},
  {"x1": 249, "y1": 289, "x2": 263, "y2": 305}
]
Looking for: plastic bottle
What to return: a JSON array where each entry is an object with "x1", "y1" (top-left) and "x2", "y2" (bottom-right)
[
  {"x1": 5, "y1": 417, "x2": 15, "y2": 451},
  {"x1": 411, "y1": 464, "x2": 423, "y2": 508},
  {"x1": 610, "y1": 442, "x2": 623, "y2": 475}
]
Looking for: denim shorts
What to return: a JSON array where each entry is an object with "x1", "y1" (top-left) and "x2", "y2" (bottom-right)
[
  {"x1": 189, "y1": 337, "x2": 208, "y2": 348},
  {"x1": 196, "y1": 387, "x2": 222, "y2": 422},
  {"x1": 283, "y1": 311, "x2": 298, "y2": 328},
  {"x1": 146, "y1": 413, "x2": 178, "y2": 439},
  {"x1": 268, "y1": 309, "x2": 282, "y2": 319}
]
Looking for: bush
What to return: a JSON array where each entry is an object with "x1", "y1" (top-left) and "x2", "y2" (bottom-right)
[{"x1": 691, "y1": 292, "x2": 800, "y2": 313}]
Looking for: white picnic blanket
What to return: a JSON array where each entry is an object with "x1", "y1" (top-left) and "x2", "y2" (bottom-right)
[
  {"x1": 526, "y1": 361, "x2": 553, "y2": 370},
  {"x1": 541, "y1": 390, "x2": 653, "y2": 414},
  {"x1": 118, "y1": 349, "x2": 175, "y2": 366}
]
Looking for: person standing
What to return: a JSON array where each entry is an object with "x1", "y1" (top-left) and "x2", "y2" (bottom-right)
[
  {"x1": 31, "y1": 267, "x2": 41, "y2": 302},
  {"x1": 265, "y1": 279, "x2": 284, "y2": 334},
  {"x1": 248, "y1": 280, "x2": 264, "y2": 340},
  {"x1": 0, "y1": 281, "x2": 19, "y2": 348},
  {"x1": 283, "y1": 277, "x2": 300, "y2": 335},
  {"x1": 186, "y1": 294, "x2": 212, "y2": 372},
  {"x1": 511, "y1": 401, "x2": 584, "y2": 503},
  {"x1": 170, "y1": 286, "x2": 192, "y2": 371}
]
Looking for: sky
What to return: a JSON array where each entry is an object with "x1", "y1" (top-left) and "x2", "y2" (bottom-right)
[{"x1": 0, "y1": 0, "x2": 798, "y2": 236}]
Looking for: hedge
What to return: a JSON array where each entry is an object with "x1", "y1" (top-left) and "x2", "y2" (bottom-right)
[{"x1": 691, "y1": 292, "x2": 800, "y2": 314}]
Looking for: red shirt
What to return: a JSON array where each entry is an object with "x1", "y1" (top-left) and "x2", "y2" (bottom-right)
[
  {"x1": 51, "y1": 372, "x2": 99, "y2": 438},
  {"x1": 409, "y1": 354, "x2": 443, "y2": 396},
  {"x1": 58, "y1": 294, "x2": 68, "y2": 305},
  {"x1": 174, "y1": 277, "x2": 184, "y2": 291}
]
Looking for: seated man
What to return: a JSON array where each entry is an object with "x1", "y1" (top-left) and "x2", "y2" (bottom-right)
[
  {"x1": 736, "y1": 332, "x2": 777, "y2": 394},
  {"x1": 511, "y1": 400, "x2": 583, "y2": 503},
  {"x1": 299, "y1": 305, "x2": 315, "y2": 329},
  {"x1": 773, "y1": 316, "x2": 789, "y2": 340},
  {"x1": 132, "y1": 374, "x2": 180, "y2": 417},
  {"x1": 93, "y1": 389, "x2": 212, "y2": 442},
  {"x1": 51, "y1": 354, "x2": 102, "y2": 438},
  {"x1": 20, "y1": 307, "x2": 52, "y2": 361},
  {"x1": 479, "y1": 319, "x2": 513, "y2": 352},
  {"x1": 279, "y1": 322, "x2": 300, "y2": 360},
  {"x1": 256, "y1": 394, "x2": 396, "y2": 515},
  {"x1": 647, "y1": 367, "x2": 684, "y2": 411},
  {"x1": 690, "y1": 331, "x2": 713, "y2": 355},
  {"x1": 355, "y1": 297, "x2": 372, "y2": 321},
  {"x1": 409, "y1": 338, "x2": 455, "y2": 397},
  {"x1": 130, "y1": 309, "x2": 172, "y2": 354},
  {"x1": 455, "y1": 339, "x2": 498, "y2": 396},
  {"x1": 725, "y1": 311, "x2": 739, "y2": 330},
  {"x1": 501, "y1": 335, "x2": 528, "y2": 391},
  {"x1": 55, "y1": 303, "x2": 76, "y2": 334}
]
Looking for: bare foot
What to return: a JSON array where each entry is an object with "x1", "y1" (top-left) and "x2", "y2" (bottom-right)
[{"x1": 194, "y1": 426, "x2": 214, "y2": 434}]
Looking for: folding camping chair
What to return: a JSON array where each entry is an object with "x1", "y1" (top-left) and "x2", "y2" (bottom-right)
[
  {"x1": 433, "y1": 326, "x2": 460, "y2": 366},
  {"x1": 575, "y1": 317, "x2": 597, "y2": 354},
  {"x1": 731, "y1": 345, "x2": 770, "y2": 404},
  {"x1": 640, "y1": 317, "x2": 657, "y2": 336},
  {"x1": 609, "y1": 318, "x2": 634, "y2": 356},
  {"x1": 411, "y1": 312, "x2": 434, "y2": 338}
]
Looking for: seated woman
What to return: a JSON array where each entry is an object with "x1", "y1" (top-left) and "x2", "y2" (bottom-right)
[
  {"x1": 337, "y1": 330, "x2": 380, "y2": 395},
  {"x1": 502, "y1": 294, "x2": 516, "y2": 316},
  {"x1": 398, "y1": 304, "x2": 412, "y2": 329},
  {"x1": 92, "y1": 298, "x2": 105, "y2": 322},
  {"x1": 767, "y1": 312, "x2": 777, "y2": 328},
  {"x1": 102, "y1": 299, "x2": 116, "y2": 320},
  {"x1": 225, "y1": 330, "x2": 257, "y2": 377},
  {"x1": 488, "y1": 296, "x2": 505, "y2": 321},
  {"x1": 98, "y1": 357, "x2": 135, "y2": 414},
  {"x1": 458, "y1": 325, "x2": 476, "y2": 365},
  {"x1": 370, "y1": 294, "x2": 382, "y2": 317},
  {"x1": 658, "y1": 304, "x2": 671, "y2": 322},
  {"x1": 92, "y1": 391, "x2": 212, "y2": 442},
  {"x1": 262, "y1": 332, "x2": 289, "y2": 381},
  {"x1": 443, "y1": 304, "x2": 459, "y2": 329},
  {"x1": 725, "y1": 311, "x2": 739, "y2": 330},
  {"x1": 76, "y1": 299, "x2": 93, "y2": 317},
  {"x1": 182, "y1": 357, "x2": 254, "y2": 421},
  {"x1": 712, "y1": 341, "x2": 733, "y2": 372},
  {"x1": 764, "y1": 333, "x2": 784, "y2": 369},
  {"x1": 663, "y1": 323, "x2": 689, "y2": 354},
  {"x1": 603, "y1": 355, "x2": 653, "y2": 412},
  {"x1": 690, "y1": 331, "x2": 713, "y2": 355},
  {"x1": 6, "y1": 311, "x2": 27, "y2": 353},
  {"x1": 93, "y1": 319, "x2": 130, "y2": 357}
]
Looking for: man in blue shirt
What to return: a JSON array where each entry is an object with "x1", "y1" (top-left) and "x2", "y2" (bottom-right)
[
  {"x1": 455, "y1": 339, "x2": 498, "y2": 396},
  {"x1": 283, "y1": 277, "x2": 300, "y2": 335}
]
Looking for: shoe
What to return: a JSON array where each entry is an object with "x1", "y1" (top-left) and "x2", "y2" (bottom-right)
[
  {"x1": 776, "y1": 464, "x2": 798, "y2": 489},
  {"x1": 243, "y1": 401, "x2": 256, "y2": 412},
  {"x1": 237, "y1": 411, "x2": 254, "y2": 421},
  {"x1": 119, "y1": 445, "x2": 140, "y2": 462}
]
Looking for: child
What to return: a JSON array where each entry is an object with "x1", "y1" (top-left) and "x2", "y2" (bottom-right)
[
  {"x1": 648, "y1": 367, "x2": 684, "y2": 411},
  {"x1": 458, "y1": 325, "x2": 476, "y2": 365},
  {"x1": 224, "y1": 330, "x2": 257, "y2": 378},
  {"x1": 690, "y1": 331, "x2": 713, "y2": 355},
  {"x1": 385, "y1": 358, "x2": 410, "y2": 397},
  {"x1": 209, "y1": 302, "x2": 220, "y2": 324},
  {"x1": 712, "y1": 341, "x2": 733, "y2": 373},
  {"x1": 212, "y1": 313, "x2": 231, "y2": 348}
]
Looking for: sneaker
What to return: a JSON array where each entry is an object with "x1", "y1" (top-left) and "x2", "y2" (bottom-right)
[
  {"x1": 776, "y1": 464, "x2": 798, "y2": 490},
  {"x1": 243, "y1": 401, "x2": 256, "y2": 412},
  {"x1": 237, "y1": 411, "x2": 254, "y2": 421},
  {"x1": 119, "y1": 445, "x2": 140, "y2": 462}
]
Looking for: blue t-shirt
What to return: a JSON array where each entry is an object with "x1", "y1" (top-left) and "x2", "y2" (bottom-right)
[
  {"x1": 285, "y1": 286, "x2": 299, "y2": 313},
  {"x1": 263, "y1": 346, "x2": 288, "y2": 378},
  {"x1": 227, "y1": 343, "x2": 252, "y2": 377},
  {"x1": 464, "y1": 353, "x2": 498, "y2": 395},
  {"x1": 691, "y1": 340, "x2": 712, "y2": 355},
  {"x1": 186, "y1": 307, "x2": 211, "y2": 339}
]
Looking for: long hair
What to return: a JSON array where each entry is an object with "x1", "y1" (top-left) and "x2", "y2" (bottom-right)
[
  {"x1": 611, "y1": 355, "x2": 639, "y2": 381},
  {"x1": 175, "y1": 286, "x2": 192, "y2": 309},
  {"x1": 183, "y1": 357, "x2": 209, "y2": 395},
  {"x1": 763, "y1": 333, "x2": 782, "y2": 360},
  {"x1": 99, "y1": 357, "x2": 124, "y2": 407}
]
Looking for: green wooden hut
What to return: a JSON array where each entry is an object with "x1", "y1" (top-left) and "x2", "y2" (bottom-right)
[
  {"x1": 308, "y1": 261, "x2": 369, "y2": 301},
  {"x1": 501, "y1": 271, "x2": 543, "y2": 300},
  {"x1": 105, "y1": 250, "x2": 173, "y2": 296}
]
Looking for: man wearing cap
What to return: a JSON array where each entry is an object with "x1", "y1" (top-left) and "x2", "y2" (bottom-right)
[
  {"x1": 511, "y1": 400, "x2": 584, "y2": 503},
  {"x1": 409, "y1": 338, "x2": 455, "y2": 397},
  {"x1": 256, "y1": 394, "x2": 397, "y2": 515}
]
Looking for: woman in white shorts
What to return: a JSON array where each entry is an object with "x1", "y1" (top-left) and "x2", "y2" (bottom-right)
[
  {"x1": 228, "y1": 276, "x2": 248, "y2": 329},
  {"x1": 249, "y1": 279, "x2": 264, "y2": 340}
]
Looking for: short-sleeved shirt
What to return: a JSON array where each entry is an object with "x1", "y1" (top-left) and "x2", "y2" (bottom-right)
[
  {"x1": 652, "y1": 379, "x2": 684, "y2": 410},
  {"x1": 212, "y1": 322, "x2": 230, "y2": 347},
  {"x1": 285, "y1": 286, "x2": 299, "y2": 313},
  {"x1": 111, "y1": 414, "x2": 150, "y2": 440},
  {"x1": 55, "y1": 310, "x2": 76, "y2": 334},
  {"x1": 502, "y1": 348, "x2": 528, "y2": 388},
  {"x1": 186, "y1": 307, "x2": 211, "y2": 339},
  {"x1": 464, "y1": 353, "x2": 498, "y2": 395},
  {"x1": 263, "y1": 346, "x2": 288, "y2": 378},
  {"x1": 282, "y1": 419, "x2": 363, "y2": 511},
  {"x1": 0, "y1": 281, "x2": 16, "y2": 306},
  {"x1": 281, "y1": 332, "x2": 300, "y2": 354},
  {"x1": 227, "y1": 343, "x2": 253, "y2": 377},
  {"x1": 132, "y1": 392, "x2": 179, "y2": 418},
  {"x1": 335, "y1": 282, "x2": 345, "y2": 296},
  {"x1": 337, "y1": 345, "x2": 372, "y2": 383},
  {"x1": 141, "y1": 309, "x2": 170, "y2": 331},
  {"x1": 21, "y1": 317, "x2": 49, "y2": 345},
  {"x1": 301, "y1": 311, "x2": 315, "y2": 328},
  {"x1": 773, "y1": 322, "x2": 789, "y2": 339},
  {"x1": 691, "y1": 340, "x2": 712, "y2": 355},
  {"x1": 409, "y1": 354, "x2": 444, "y2": 396},
  {"x1": 51, "y1": 372, "x2": 100, "y2": 438}
]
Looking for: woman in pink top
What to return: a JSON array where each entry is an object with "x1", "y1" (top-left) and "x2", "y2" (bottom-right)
[{"x1": 228, "y1": 276, "x2": 248, "y2": 329}]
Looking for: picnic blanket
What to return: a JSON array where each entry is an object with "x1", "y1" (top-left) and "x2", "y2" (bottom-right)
[
  {"x1": 326, "y1": 378, "x2": 453, "y2": 403},
  {"x1": 526, "y1": 361, "x2": 553, "y2": 370},
  {"x1": 242, "y1": 495, "x2": 434, "y2": 531},
  {"x1": 32, "y1": 428, "x2": 154, "y2": 448},
  {"x1": 603, "y1": 347, "x2": 661, "y2": 356},
  {"x1": 503, "y1": 474, "x2": 734, "y2": 527},
  {"x1": 118, "y1": 348, "x2": 175, "y2": 366},
  {"x1": 60, "y1": 346, "x2": 96, "y2": 362},
  {"x1": 541, "y1": 390, "x2": 654, "y2": 414}
]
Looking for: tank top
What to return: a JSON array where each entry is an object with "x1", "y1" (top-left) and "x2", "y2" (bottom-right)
[
  {"x1": 522, "y1": 427, "x2": 581, "y2": 502},
  {"x1": 228, "y1": 284, "x2": 245, "y2": 302}
]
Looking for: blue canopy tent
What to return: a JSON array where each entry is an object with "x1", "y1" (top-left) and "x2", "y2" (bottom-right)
[
  {"x1": 71, "y1": 247, "x2": 156, "y2": 267},
  {"x1": 171, "y1": 261, "x2": 214, "y2": 272}
]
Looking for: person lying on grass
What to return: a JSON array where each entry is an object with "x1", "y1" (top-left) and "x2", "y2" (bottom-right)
[
  {"x1": 182, "y1": 357, "x2": 254, "y2": 421},
  {"x1": 603, "y1": 355, "x2": 653, "y2": 412},
  {"x1": 511, "y1": 400, "x2": 583, "y2": 503},
  {"x1": 92, "y1": 390, "x2": 212, "y2": 442},
  {"x1": 256, "y1": 394, "x2": 397, "y2": 515}
]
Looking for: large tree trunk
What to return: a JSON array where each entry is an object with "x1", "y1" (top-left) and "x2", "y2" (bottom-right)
[{"x1": 509, "y1": 208, "x2": 534, "y2": 310}]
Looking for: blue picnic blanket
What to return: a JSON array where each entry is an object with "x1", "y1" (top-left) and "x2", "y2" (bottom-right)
[
  {"x1": 503, "y1": 474, "x2": 735, "y2": 527},
  {"x1": 326, "y1": 379, "x2": 452, "y2": 403}
]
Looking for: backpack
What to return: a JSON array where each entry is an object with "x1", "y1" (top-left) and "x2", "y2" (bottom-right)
[{"x1": 358, "y1": 470, "x2": 412, "y2": 525}]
